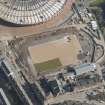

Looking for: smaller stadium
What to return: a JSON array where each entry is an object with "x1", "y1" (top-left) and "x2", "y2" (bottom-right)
[{"x1": 28, "y1": 35, "x2": 82, "y2": 73}]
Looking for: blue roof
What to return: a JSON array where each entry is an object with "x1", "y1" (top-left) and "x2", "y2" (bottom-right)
[{"x1": 75, "y1": 63, "x2": 96, "y2": 76}]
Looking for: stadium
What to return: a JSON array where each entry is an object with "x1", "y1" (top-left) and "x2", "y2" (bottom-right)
[
  {"x1": 0, "y1": 0, "x2": 74, "y2": 25},
  {"x1": 0, "y1": 0, "x2": 75, "y2": 38}
]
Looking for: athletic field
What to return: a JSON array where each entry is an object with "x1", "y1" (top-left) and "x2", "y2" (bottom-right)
[{"x1": 29, "y1": 35, "x2": 81, "y2": 72}]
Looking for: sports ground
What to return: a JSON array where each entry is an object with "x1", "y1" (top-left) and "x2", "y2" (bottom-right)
[{"x1": 29, "y1": 35, "x2": 81, "y2": 73}]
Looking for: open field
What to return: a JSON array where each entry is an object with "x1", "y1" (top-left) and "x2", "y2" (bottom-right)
[{"x1": 29, "y1": 35, "x2": 81, "y2": 72}]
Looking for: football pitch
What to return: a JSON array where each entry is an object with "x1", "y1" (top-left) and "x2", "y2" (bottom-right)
[
  {"x1": 29, "y1": 35, "x2": 81, "y2": 73},
  {"x1": 34, "y1": 58, "x2": 62, "y2": 73}
]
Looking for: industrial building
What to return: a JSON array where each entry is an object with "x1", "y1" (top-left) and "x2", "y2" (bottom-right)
[
  {"x1": 74, "y1": 63, "x2": 96, "y2": 76},
  {"x1": 0, "y1": 88, "x2": 11, "y2": 105},
  {"x1": 0, "y1": 58, "x2": 45, "y2": 105},
  {"x1": 39, "y1": 63, "x2": 97, "y2": 97}
]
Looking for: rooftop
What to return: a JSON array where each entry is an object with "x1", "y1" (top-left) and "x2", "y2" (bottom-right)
[
  {"x1": 0, "y1": 88, "x2": 11, "y2": 105},
  {"x1": 0, "y1": 0, "x2": 66, "y2": 25}
]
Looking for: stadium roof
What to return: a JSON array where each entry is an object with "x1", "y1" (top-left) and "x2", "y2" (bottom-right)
[{"x1": 0, "y1": 0, "x2": 66, "y2": 25}]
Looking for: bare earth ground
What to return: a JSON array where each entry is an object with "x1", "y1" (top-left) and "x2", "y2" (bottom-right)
[
  {"x1": 0, "y1": 0, "x2": 75, "y2": 38},
  {"x1": 29, "y1": 35, "x2": 81, "y2": 66}
]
